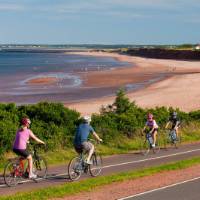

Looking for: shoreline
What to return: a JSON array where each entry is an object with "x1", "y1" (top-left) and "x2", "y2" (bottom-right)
[{"x1": 65, "y1": 51, "x2": 200, "y2": 115}]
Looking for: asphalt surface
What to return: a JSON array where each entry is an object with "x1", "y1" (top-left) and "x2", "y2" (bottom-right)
[
  {"x1": 1, "y1": 142, "x2": 200, "y2": 196},
  {"x1": 120, "y1": 177, "x2": 200, "y2": 200}
]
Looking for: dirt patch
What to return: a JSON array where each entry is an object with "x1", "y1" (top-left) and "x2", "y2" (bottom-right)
[{"x1": 26, "y1": 77, "x2": 58, "y2": 85}]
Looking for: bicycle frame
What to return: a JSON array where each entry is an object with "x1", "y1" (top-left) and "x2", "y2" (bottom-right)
[
  {"x1": 68, "y1": 141, "x2": 103, "y2": 181},
  {"x1": 146, "y1": 132, "x2": 154, "y2": 148},
  {"x1": 169, "y1": 129, "x2": 177, "y2": 142},
  {"x1": 4, "y1": 144, "x2": 47, "y2": 186},
  {"x1": 19, "y1": 158, "x2": 29, "y2": 176},
  {"x1": 140, "y1": 130, "x2": 160, "y2": 155}
]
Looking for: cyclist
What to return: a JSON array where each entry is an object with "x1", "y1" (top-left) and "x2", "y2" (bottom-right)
[
  {"x1": 143, "y1": 113, "x2": 159, "y2": 148},
  {"x1": 13, "y1": 117, "x2": 45, "y2": 179},
  {"x1": 165, "y1": 111, "x2": 181, "y2": 139},
  {"x1": 74, "y1": 115, "x2": 102, "y2": 165}
]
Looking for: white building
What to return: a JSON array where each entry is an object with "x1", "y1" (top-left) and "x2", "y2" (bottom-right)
[{"x1": 195, "y1": 44, "x2": 200, "y2": 50}]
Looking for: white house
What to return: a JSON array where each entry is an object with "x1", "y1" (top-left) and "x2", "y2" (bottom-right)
[{"x1": 195, "y1": 44, "x2": 200, "y2": 50}]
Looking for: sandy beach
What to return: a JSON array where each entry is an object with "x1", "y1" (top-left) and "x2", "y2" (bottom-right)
[{"x1": 65, "y1": 51, "x2": 200, "y2": 115}]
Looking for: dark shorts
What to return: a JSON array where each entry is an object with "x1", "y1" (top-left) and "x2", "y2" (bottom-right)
[
  {"x1": 13, "y1": 149, "x2": 30, "y2": 158},
  {"x1": 151, "y1": 128, "x2": 158, "y2": 135},
  {"x1": 74, "y1": 141, "x2": 93, "y2": 154},
  {"x1": 153, "y1": 128, "x2": 158, "y2": 132}
]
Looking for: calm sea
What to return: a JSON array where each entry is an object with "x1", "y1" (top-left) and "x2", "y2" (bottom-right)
[{"x1": 0, "y1": 51, "x2": 130, "y2": 104}]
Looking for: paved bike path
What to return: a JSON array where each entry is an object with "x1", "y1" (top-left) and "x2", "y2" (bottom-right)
[
  {"x1": 1, "y1": 142, "x2": 200, "y2": 196},
  {"x1": 119, "y1": 177, "x2": 200, "y2": 200}
]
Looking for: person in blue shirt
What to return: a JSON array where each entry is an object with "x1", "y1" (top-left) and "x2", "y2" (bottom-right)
[{"x1": 74, "y1": 116, "x2": 102, "y2": 164}]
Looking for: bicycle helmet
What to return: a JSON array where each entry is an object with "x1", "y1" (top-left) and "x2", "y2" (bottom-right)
[
  {"x1": 147, "y1": 113, "x2": 153, "y2": 120},
  {"x1": 171, "y1": 111, "x2": 177, "y2": 119},
  {"x1": 20, "y1": 117, "x2": 31, "y2": 126},
  {"x1": 83, "y1": 115, "x2": 91, "y2": 123}
]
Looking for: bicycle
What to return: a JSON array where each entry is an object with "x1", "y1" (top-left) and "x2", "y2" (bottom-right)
[
  {"x1": 140, "y1": 130, "x2": 160, "y2": 156},
  {"x1": 68, "y1": 140, "x2": 103, "y2": 181},
  {"x1": 164, "y1": 129, "x2": 181, "y2": 149},
  {"x1": 4, "y1": 144, "x2": 48, "y2": 187}
]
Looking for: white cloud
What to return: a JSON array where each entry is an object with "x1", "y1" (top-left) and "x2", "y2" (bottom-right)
[
  {"x1": 39, "y1": 2, "x2": 148, "y2": 19},
  {"x1": 1, "y1": 0, "x2": 198, "y2": 22},
  {"x1": 0, "y1": 3, "x2": 25, "y2": 11}
]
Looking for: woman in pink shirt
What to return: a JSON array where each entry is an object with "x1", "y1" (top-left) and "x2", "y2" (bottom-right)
[
  {"x1": 143, "y1": 113, "x2": 159, "y2": 148},
  {"x1": 13, "y1": 117, "x2": 45, "y2": 179}
]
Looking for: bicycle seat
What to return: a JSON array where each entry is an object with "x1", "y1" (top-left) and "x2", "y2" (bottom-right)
[
  {"x1": 8, "y1": 156, "x2": 26, "y2": 162},
  {"x1": 19, "y1": 156, "x2": 26, "y2": 161}
]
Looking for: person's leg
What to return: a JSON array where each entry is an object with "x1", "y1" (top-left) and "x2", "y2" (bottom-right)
[
  {"x1": 82, "y1": 142, "x2": 94, "y2": 164},
  {"x1": 152, "y1": 130, "x2": 158, "y2": 147},
  {"x1": 27, "y1": 155, "x2": 33, "y2": 177},
  {"x1": 87, "y1": 144, "x2": 94, "y2": 164},
  {"x1": 13, "y1": 149, "x2": 35, "y2": 178},
  {"x1": 175, "y1": 127, "x2": 179, "y2": 137}
]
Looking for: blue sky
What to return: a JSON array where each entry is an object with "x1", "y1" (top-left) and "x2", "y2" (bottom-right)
[{"x1": 0, "y1": 0, "x2": 200, "y2": 44}]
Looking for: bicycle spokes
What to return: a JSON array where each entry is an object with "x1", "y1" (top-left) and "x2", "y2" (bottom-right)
[
  {"x1": 33, "y1": 157, "x2": 47, "y2": 178},
  {"x1": 89, "y1": 153, "x2": 102, "y2": 177},
  {"x1": 68, "y1": 156, "x2": 82, "y2": 181},
  {"x1": 4, "y1": 162, "x2": 23, "y2": 187}
]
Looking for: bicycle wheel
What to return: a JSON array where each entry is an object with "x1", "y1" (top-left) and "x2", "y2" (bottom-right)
[
  {"x1": 140, "y1": 140, "x2": 150, "y2": 156},
  {"x1": 152, "y1": 136, "x2": 161, "y2": 154},
  {"x1": 4, "y1": 161, "x2": 22, "y2": 186},
  {"x1": 152, "y1": 143, "x2": 160, "y2": 154},
  {"x1": 173, "y1": 134, "x2": 181, "y2": 149},
  {"x1": 33, "y1": 156, "x2": 47, "y2": 178},
  {"x1": 68, "y1": 157, "x2": 82, "y2": 181},
  {"x1": 89, "y1": 153, "x2": 102, "y2": 177},
  {"x1": 168, "y1": 130, "x2": 181, "y2": 149}
]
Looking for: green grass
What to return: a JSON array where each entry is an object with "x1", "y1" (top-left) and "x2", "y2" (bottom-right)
[{"x1": 1, "y1": 156, "x2": 200, "y2": 200}]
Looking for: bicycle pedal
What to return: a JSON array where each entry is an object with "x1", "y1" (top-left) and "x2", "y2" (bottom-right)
[{"x1": 84, "y1": 168, "x2": 88, "y2": 173}]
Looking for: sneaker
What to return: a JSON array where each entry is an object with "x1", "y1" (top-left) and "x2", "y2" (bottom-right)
[
  {"x1": 86, "y1": 160, "x2": 93, "y2": 165},
  {"x1": 152, "y1": 144, "x2": 155, "y2": 148},
  {"x1": 29, "y1": 173, "x2": 37, "y2": 179}
]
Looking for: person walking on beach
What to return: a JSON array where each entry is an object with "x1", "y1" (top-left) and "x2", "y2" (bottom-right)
[
  {"x1": 74, "y1": 116, "x2": 102, "y2": 164},
  {"x1": 143, "y1": 113, "x2": 159, "y2": 147},
  {"x1": 13, "y1": 117, "x2": 45, "y2": 179}
]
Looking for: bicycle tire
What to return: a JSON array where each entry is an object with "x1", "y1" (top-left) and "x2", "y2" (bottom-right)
[
  {"x1": 33, "y1": 156, "x2": 47, "y2": 178},
  {"x1": 152, "y1": 143, "x2": 160, "y2": 154},
  {"x1": 140, "y1": 140, "x2": 150, "y2": 156},
  {"x1": 68, "y1": 156, "x2": 82, "y2": 181},
  {"x1": 166, "y1": 130, "x2": 181, "y2": 149},
  {"x1": 173, "y1": 135, "x2": 181, "y2": 149},
  {"x1": 4, "y1": 161, "x2": 22, "y2": 187},
  {"x1": 152, "y1": 135, "x2": 161, "y2": 154},
  {"x1": 89, "y1": 153, "x2": 102, "y2": 177}
]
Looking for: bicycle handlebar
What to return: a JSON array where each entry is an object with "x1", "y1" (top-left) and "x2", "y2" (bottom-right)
[
  {"x1": 88, "y1": 138, "x2": 102, "y2": 144},
  {"x1": 29, "y1": 143, "x2": 47, "y2": 152}
]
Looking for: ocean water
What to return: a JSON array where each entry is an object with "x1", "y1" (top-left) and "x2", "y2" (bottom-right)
[{"x1": 0, "y1": 51, "x2": 130, "y2": 103}]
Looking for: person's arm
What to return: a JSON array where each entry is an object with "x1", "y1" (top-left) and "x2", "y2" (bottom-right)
[
  {"x1": 149, "y1": 127, "x2": 155, "y2": 134},
  {"x1": 29, "y1": 130, "x2": 45, "y2": 144},
  {"x1": 174, "y1": 120, "x2": 180, "y2": 129},
  {"x1": 143, "y1": 125, "x2": 147, "y2": 132},
  {"x1": 165, "y1": 121, "x2": 170, "y2": 129},
  {"x1": 92, "y1": 131, "x2": 102, "y2": 142}
]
